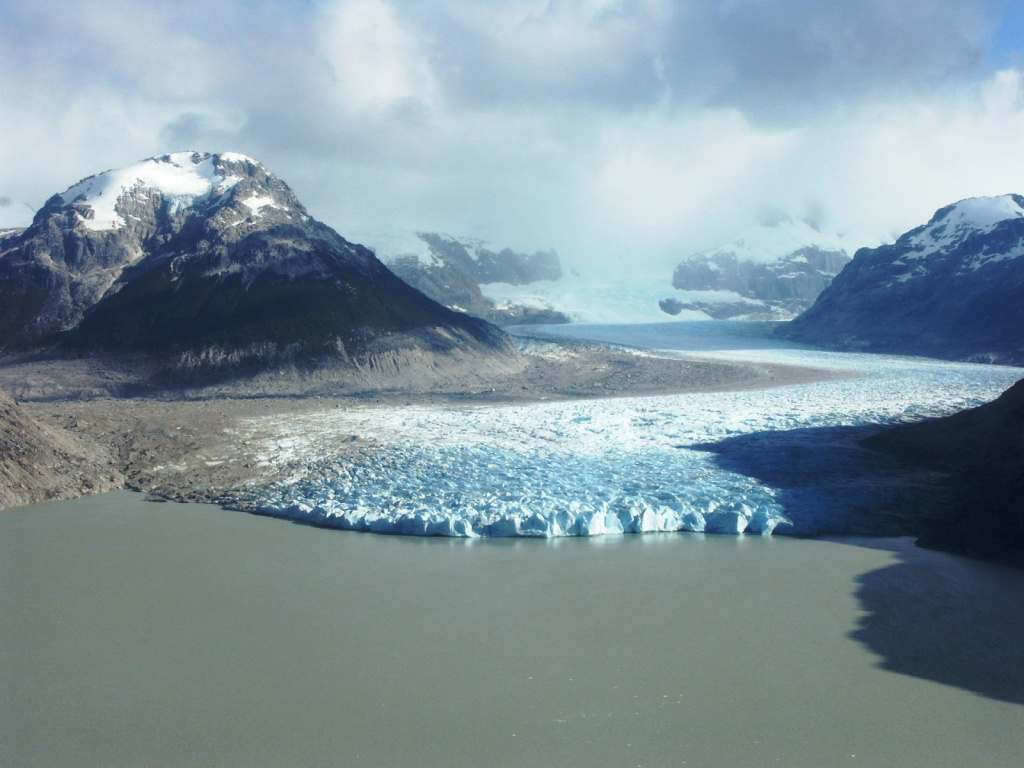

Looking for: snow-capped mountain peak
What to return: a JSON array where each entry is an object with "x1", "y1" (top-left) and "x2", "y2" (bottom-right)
[
  {"x1": 698, "y1": 216, "x2": 852, "y2": 266},
  {"x1": 904, "y1": 194, "x2": 1024, "y2": 257},
  {"x1": 2, "y1": 152, "x2": 514, "y2": 374},
  {"x1": 57, "y1": 152, "x2": 269, "y2": 231},
  {"x1": 782, "y1": 193, "x2": 1024, "y2": 364}
]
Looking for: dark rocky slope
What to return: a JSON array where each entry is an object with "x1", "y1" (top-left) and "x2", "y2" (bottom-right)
[
  {"x1": 0, "y1": 152, "x2": 518, "y2": 382},
  {"x1": 863, "y1": 377, "x2": 1024, "y2": 565},
  {"x1": 0, "y1": 390, "x2": 122, "y2": 510},
  {"x1": 781, "y1": 195, "x2": 1024, "y2": 364}
]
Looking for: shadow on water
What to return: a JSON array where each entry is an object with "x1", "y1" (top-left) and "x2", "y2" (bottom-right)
[
  {"x1": 850, "y1": 543, "x2": 1024, "y2": 705},
  {"x1": 696, "y1": 425, "x2": 1024, "y2": 704},
  {"x1": 692, "y1": 423, "x2": 950, "y2": 536}
]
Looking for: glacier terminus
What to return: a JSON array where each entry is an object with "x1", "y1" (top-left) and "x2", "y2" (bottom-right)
[{"x1": 248, "y1": 323, "x2": 1023, "y2": 539}]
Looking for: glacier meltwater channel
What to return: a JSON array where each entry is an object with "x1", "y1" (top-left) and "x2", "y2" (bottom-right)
[{"x1": 250, "y1": 324, "x2": 1023, "y2": 538}]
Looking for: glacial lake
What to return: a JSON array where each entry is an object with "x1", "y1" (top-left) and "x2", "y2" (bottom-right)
[{"x1": 4, "y1": 490, "x2": 1024, "y2": 768}]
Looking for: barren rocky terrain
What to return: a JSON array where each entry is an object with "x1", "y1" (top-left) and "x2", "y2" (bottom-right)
[{"x1": 0, "y1": 390, "x2": 123, "y2": 509}]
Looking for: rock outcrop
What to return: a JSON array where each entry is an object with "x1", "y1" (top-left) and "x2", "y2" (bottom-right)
[{"x1": 781, "y1": 195, "x2": 1024, "y2": 364}]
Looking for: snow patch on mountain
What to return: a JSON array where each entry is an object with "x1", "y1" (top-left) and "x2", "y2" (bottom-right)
[
  {"x1": 241, "y1": 195, "x2": 279, "y2": 217},
  {"x1": 58, "y1": 152, "x2": 248, "y2": 231},
  {"x1": 889, "y1": 194, "x2": 1024, "y2": 276},
  {"x1": 695, "y1": 216, "x2": 852, "y2": 265},
  {"x1": 905, "y1": 195, "x2": 1024, "y2": 259}
]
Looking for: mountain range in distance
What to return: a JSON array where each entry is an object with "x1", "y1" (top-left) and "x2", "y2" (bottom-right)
[
  {"x1": 349, "y1": 227, "x2": 570, "y2": 326},
  {"x1": 2, "y1": 151, "x2": 1023, "y2": 373}
]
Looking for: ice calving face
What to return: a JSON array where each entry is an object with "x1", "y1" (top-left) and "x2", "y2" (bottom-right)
[{"x1": 265, "y1": 442, "x2": 787, "y2": 538}]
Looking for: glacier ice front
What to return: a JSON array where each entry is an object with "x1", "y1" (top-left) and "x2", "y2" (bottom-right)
[
  {"x1": 244, "y1": 325, "x2": 1024, "y2": 540},
  {"x1": 258, "y1": 443, "x2": 790, "y2": 538}
]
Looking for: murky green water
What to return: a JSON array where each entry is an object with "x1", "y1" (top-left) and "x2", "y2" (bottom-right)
[{"x1": 3, "y1": 491, "x2": 1023, "y2": 767}]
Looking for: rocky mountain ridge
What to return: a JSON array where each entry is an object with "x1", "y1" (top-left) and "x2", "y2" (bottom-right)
[
  {"x1": 780, "y1": 195, "x2": 1024, "y2": 364},
  {"x1": 0, "y1": 152, "x2": 518, "y2": 382},
  {"x1": 661, "y1": 217, "x2": 853, "y2": 320},
  {"x1": 356, "y1": 228, "x2": 568, "y2": 325}
]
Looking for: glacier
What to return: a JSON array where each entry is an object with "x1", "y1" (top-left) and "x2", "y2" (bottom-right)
[
  {"x1": 261, "y1": 441, "x2": 788, "y2": 538},
  {"x1": 248, "y1": 322, "x2": 1023, "y2": 539}
]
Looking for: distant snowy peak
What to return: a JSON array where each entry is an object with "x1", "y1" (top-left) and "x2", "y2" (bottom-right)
[
  {"x1": 351, "y1": 226, "x2": 439, "y2": 266},
  {"x1": 921, "y1": 194, "x2": 1024, "y2": 235},
  {"x1": 349, "y1": 227, "x2": 566, "y2": 325},
  {"x1": 55, "y1": 152, "x2": 295, "y2": 232},
  {"x1": 667, "y1": 217, "x2": 854, "y2": 320},
  {"x1": 355, "y1": 228, "x2": 558, "y2": 282},
  {"x1": 694, "y1": 217, "x2": 852, "y2": 266},
  {"x1": 902, "y1": 194, "x2": 1024, "y2": 260}
]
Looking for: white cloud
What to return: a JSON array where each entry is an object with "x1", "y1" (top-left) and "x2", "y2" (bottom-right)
[
  {"x1": 1, "y1": 0, "x2": 1022, "y2": 276},
  {"x1": 585, "y1": 111, "x2": 797, "y2": 266},
  {"x1": 318, "y1": 0, "x2": 437, "y2": 111},
  {"x1": 781, "y1": 67, "x2": 1024, "y2": 244}
]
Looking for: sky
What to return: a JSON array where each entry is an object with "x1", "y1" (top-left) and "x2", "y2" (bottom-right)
[{"x1": 1, "y1": 0, "x2": 1024, "y2": 277}]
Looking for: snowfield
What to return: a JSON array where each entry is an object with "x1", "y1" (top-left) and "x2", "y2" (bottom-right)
[
  {"x1": 248, "y1": 323, "x2": 1022, "y2": 538},
  {"x1": 58, "y1": 152, "x2": 254, "y2": 231},
  {"x1": 905, "y1": 194, "x2": 1024, "y2": 261}
]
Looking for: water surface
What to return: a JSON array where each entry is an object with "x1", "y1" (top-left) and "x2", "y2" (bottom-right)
[{"x1": 4, "y1": 491, "x2": 1023, "y2": 767}]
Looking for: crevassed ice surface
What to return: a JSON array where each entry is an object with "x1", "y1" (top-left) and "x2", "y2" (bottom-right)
[{"x1": 252, "y1": 323, "x2": 1023, "y2": 538}]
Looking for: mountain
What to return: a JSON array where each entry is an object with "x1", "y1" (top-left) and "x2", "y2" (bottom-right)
[
  {"x1": 863, "y1": 377, "x2": 1024, "y2": 565},
  {"x1": 0, "y1": 152, "x2": 516, "y2": 380},
  {"x1": 661, "y1": 217, "x2": 853, "y2": 320},
  {"x1": 780, "y1": 195, "x2": 1024, "y2": 364},
  {"x1": 354, "y1": 228, "x2": 568, "y2": 325}
]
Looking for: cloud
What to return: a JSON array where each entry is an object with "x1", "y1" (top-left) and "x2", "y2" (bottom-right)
[
  {"x1": 0, "y1": 0, "x2": 1020, "y2": 271},
  {"x1": 410, "y1": 0, "x2": 992, "y2": 122},
  {"x1": 319, "y1": 0, "x2": 437, "y2": 111},
  {"x1": 657, "y1": 0, "x2": 993, "y2": 122}
]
